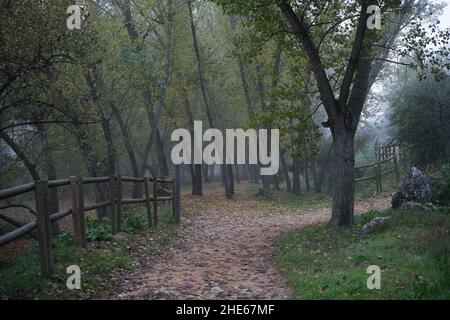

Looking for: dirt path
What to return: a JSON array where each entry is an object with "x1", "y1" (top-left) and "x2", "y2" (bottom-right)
[{"x1": 110, "y1": 183, "x2": 390, "y2": 300}]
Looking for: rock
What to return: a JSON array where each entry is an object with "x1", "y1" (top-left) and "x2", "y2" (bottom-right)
[
  {"x1": 201, "y1": 282, "x2": 225, "y2": 296},
  {"x1": 391, "y1": 192, "x2": 405, "y2": 210},
  {"x1": 391, "y1": 167, "x2": 433, "y2": 209},
  {"x1": 210, "y1": 285, "x2": 225, "y2": 295},
  {"x1": 112, "y1": 232, "x2": 129, "y2": 242},
  {"x1": 360, "y1": 217, "x2": 389, "y2": 235},
  {"x1": 159, "y1": 290, "x2": 180, "y2": 298},
  {"x1": 399, "y1": 201, "x2": 431, "y2": 211}
]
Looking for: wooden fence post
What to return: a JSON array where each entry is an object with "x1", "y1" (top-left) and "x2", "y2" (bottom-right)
[
  {"x1": 173, "y1": 165, "x2": 181, "y2": 225},
  {"x1": 109, "y1": 176, "x2": 117, "y2": 234},
  {"x1": 35, "y1": 180, "x2": 53, "y2": 277},
  {"x1": 171, "y1": 178, "x2": 175, "y2": 222},
  {"x1": 393, "y1": 155, "x2": 401, "y2": 185},
  {"x1": 116, "y1": 175, "x2": 123, "y2": 232},
  {"x1": 376, "y1": 164, "x2": 383, "y2": 192},
  {"x1": 70, "y1": 176, "x2": 86, "y2": 248},
  {"x1": 153, "y1": 178, "x2": 158, "y2": 227},
  {"x1": 373, "y1": 165, "x2": 378, "y2": 192},
  {"x1": 144, "y1": 177, "x2": 153, "y2": 227},
  {"x1": 78, "y1": 177, "x2": 86, "y2": 247}
]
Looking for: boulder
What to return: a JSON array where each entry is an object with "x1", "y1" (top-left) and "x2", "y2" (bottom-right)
[
  {"x1": 399, "y1": 201, "x2": 431, "y2": 211},
  {"x1": 360, "y1": 216, "x2": 389, "y2": 235},
  {"x1": 391, "y1": 167, "x2": 433, "y2": 209}
]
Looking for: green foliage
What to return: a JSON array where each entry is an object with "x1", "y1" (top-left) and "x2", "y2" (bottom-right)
[
  {"x1": 0, "y1": 203, "x2": 178, "y2": 299},
  {"x1": 215, "y1": 0, "x2": 450, "y2": 91},
  {"x1": 430, "y1": 164, "x2": 450, "y2": 206},
  {"x1": 276, "y1": 209, "x2": 450, "y2": 299},
  {"x1": 0, "y1": 241, "x2": 131, "y2": 300},
  {"x1": 157, "y1": 203, "x2": 176, "y2": 226},
  {"x1": 0, "y1": 158, "x2": 25, "y2": 188},
  {"x1": 123, "y1": 204, "x2": 175, "y2": 232},
  {"x1": 85, "y1": 218, "x2": 112, "y2": 242},
  {"x1": 355, "y1": 210, "x2": 386, "y2": 226},
  {"x1": 122, "y1": 211, "x2": 148, "y2": 234},
  {"x1": 53, "y1": 231, "x2": 75, "y2": 246},
  {"x1": 388, "y1": 74, "x2": 450, "y2": 166}
]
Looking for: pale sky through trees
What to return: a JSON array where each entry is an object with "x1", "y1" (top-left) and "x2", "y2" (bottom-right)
[{"x1": 441, "y1": 0, "x2": 450, "y2": 29}]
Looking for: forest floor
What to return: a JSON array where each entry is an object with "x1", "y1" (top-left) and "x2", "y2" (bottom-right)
[{"x1": 104, "y1": 182, "x2": 391, "y2": 300}]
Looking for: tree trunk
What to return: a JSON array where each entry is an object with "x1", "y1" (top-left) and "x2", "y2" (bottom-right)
[
  {"x1": 255, "y1": 59, "x2": 271, "y2": 197},
  {"x1": 46, "y1": 155, "x2": 60, "y2": 236},
  {"x1": 209, "y1": 164, "x2": 215, "y2": 181},
  {"x1": 304, "y1": 160, "x2": 310, "y2": 192},
  {"x1": 229, "y1": 16, "x2": 254, "y2": 119},
  {"x1": 36, "y1": 124, "x2": 60, "y2": 235},
  {"x1": 234, "y1": 165, "x2": 240, "y2": 184},
  {"x1": 228, "y1": 164, "x2": 235, "y2": 195},
  {"x1": 182, "y1": 88, "x2": 202, "y2": 194},
  {"x1": 242, "y1": 165, "x2": 249, "y2": 180},
  {"x1": 192, "y1": 164, "x2": 203, "y2": 195},
  {"x1": 188, "y1": 0, "x2": 214, "y2": 127},
  {"x1": 292, "y1": 158, "x2": 301, "y2": 195},
  {"x1": 202, "y1": 165, "x2": 210, "y2": 183},
  {"x1": 246, "y1": 165, "x2": 254, "y2": 182},
  {"x1": 188, "y1": 164, "x2": 194, "y2": 184},
  {"x1": 329, "y1": 126, "x2": 356, "y2": 227},
  {"x1": 110, "y1": 103, "x2": 141, "y2": 197},
  {"x1": 254, "y1": 165, "x2": 260, "y2": 184},
  {"x1": 311, "y1": 159, "x2": 321, "y2": 193},
  {"x1": 273, "y1": 173, "x2": 280, "y2": 190},
  {"x1": 1, "y1": 130, "x2": 60, "y2": 234},
  {"x1": 0, "y1": 131, "x2": 40, "y2": 180},
  {"x1": 114, "y1": 0, "x2": 169, "y2": 184},
  {"x1": 100, "y1": 113, "x2": 116, "y2": 176},
  {"x1": 280, "y1": 153, "x2": 291, "y2": 192},
  {"x1": 156, "y1": 129, "x2": 169, "y2": 177},
  {"x1": 222, "y1": 164, "x2": 232, "y2": 199},
  {"x1": 75, "y1": 129, "x2": 109, "y2": 219},
  {"x1": 261, "y1": 176, "x2": 271, "y2": 197}
]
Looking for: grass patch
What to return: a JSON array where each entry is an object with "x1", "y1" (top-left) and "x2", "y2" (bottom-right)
[
  {"x1": 0, "y1": 240, "x2": 131, "y2": 299},
  {"x1": 0, "y1": 203, "x2": 178, "y2": 300},
  {"x1": 247, "y1": 183, "x2": 331, "y2": 210},
  {"x1": 275, "y1": 209, "x2": 450, "y2": 299},
  {"x1": 355, "y1": 167, "x2": 399, "y2": 200}
]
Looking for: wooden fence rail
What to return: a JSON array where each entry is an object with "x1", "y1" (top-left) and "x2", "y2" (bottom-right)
[
  {"x1": 0, "y1": 166, "x2": 181, "y2": 277},
  {"x1": 355, "y1": 155, "x2": 401, "y2": 192}
]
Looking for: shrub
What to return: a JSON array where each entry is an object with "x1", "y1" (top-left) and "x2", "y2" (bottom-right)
[
  {"x1": 53, "y1": 231, "x2": 74, "y2": 246},
  {"x1": 355, "y1": 210, "x2": 385, "y2": 225},
  {"x1": 122, "y1": 211, "x2": 148, "y2": 233},
  {"x1": 85, "y1": 218, "x2": 112, "y2": 241},
  {"x1": 430, "y1": 164, "x2": 450, "y2": 205}
]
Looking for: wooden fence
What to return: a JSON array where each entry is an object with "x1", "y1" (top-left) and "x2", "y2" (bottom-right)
[
  {"x1": 374, "y1": 143, "x2": 400, "y2": 161},
  {"x1": 0, "y1": 166, "x2": 181, "y2": 277},
  {"x1": 355, "y1": 155, "x2": 401, "y2": 192}
]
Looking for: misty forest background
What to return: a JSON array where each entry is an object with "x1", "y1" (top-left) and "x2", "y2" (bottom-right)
[
  {"x1": 1, "y1": 0, "x2": 449, "y2": 220},
  {"x1": 0, "y1": 0, "x2": 450, "y2": 300}
]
